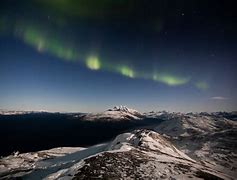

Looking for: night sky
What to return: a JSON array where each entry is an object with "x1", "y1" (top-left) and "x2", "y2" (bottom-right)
[{"x1": 0, "y1": 0, "x2": 236, "y2": 112}]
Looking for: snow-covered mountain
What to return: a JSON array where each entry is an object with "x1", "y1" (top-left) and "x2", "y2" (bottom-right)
[
  {"x1": 79, "y1": 106, "x2": 143, "y2": 121},
  {"x1": 0, "y1": 129, "x2": 231, "y2": 179},
  {"x1": 154, "y1": 113, "x2": 237, "y2": 178},
  {"x1": 0, "y1": 110, "x2": 236, "y2": 179}
]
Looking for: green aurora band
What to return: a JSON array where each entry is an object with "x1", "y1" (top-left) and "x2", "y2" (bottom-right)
[
  {"x1": 153, "y1": 74, "x2": 190, "y2": 86},
  {"x1": 118, "y1": 66, "x2": 135, "y2": 78},
  {"x1": 0, "y1": 18, "x2": 201, "y2": 88},
  {"x1": 19, "y1": 25, "x2": 79, "y2": 61}
]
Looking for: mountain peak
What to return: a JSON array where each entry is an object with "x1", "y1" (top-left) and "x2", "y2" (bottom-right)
[
  {"x1": 80, "y1": 106, "x2": 142, "y2": 121},
  {"x1": 113, "y1": 105, "x2": 130, "y2": 112},
  {"x1": 108, "y1": 105, "x2": 139, "y2": 114}
]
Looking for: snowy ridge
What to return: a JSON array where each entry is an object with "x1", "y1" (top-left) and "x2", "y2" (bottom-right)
[
  {"x1": 45, "y1": 129, "x2": 229, "y2": 180},
  {"x1": 107, "y1": 129, "x2": 193, "y2": 161},
  {"x1": 0, "y1": 129, "x2": 232, "y2": 179},
  {"x1": 155, "y1": 113, "x2": 237, "y2": 137},
  {"x1": 0, "y1": 110, "x2": 50, "y2": 115}
]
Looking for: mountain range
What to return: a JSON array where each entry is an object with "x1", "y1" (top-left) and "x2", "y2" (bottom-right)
[{"x1": 0, "y1": 106, "x2": 236, "y2": 179}]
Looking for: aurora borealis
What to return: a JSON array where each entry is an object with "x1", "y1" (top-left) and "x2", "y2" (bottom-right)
[
  {"x1": 12, "y1": 21, "x2": 190, "y2": 86},
  {"x1": 0, "y1": 0, "x2": 236, "y2": 112}
]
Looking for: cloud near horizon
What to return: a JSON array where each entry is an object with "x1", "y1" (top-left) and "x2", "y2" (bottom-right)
[{"x1": 210, "y1": 96, "x2": 228, "y2": 100}]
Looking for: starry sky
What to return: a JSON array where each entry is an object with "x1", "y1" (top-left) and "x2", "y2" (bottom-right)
[{"x1": 0, "y1": 0, "x2": 236, "y2": 112}]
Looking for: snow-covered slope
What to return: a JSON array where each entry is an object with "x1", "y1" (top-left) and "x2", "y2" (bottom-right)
[
  {"x1": 0, "y1": 144, "x2": 107, "y2": 179},
  {"x1": 0, "y1": 147, "x2": 84, "y2": 178},
  {"x1": 45, "y1": 129, "x2": 229, "y2": 180},
  {"x1": 0, "y1": 129, "x2": 233, "y2": 179},
  {"x1": 1, "y1": 111, "x2": 236, "y2": 179},
  {"x1": 80, "y1": 106, "x2": 143, "y2": 121},
  {"x1": 154, "y1": 113, "x2": 236, "y2": 137},
  {"x1": 154, "y1": 113, "x2": 237, "y2": 178},
  {"x1": 107, "y1": 129, "x2": 193, "y2": 161}
]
